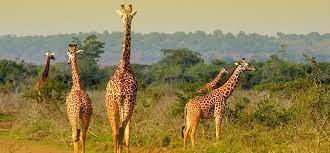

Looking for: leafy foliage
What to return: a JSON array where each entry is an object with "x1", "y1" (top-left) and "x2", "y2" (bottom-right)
[{"x1": 1, "y1": 31, "x2": 329, "y2": 65}]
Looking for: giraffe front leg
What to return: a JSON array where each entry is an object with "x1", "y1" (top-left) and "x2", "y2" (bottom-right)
[{"x1": 215, "y1": 115, "x2": 223, "y2": 141}]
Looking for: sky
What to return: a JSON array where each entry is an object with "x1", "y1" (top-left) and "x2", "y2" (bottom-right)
[{"x1": 0, "y1": 0, "x2": 329, "y2": 36}]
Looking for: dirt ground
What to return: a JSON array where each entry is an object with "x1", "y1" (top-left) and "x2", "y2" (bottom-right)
[
  {"x1": 0, "y1": 120, "x2": 184, "y2": 153},
  {"x1": 0, "y1": 120, "x2": 69, "y2": 153},
  {"x1": 0, "y1": 139, "x2": 70, "y2": 153}
]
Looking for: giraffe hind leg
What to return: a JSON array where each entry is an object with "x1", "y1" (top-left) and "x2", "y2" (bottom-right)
[
  {"x1": 124, "y1": 119, "x2": 131, "y2": 153},
  {"x1": 71, "y1": 126, "x2": 79, "y2": 153},
  {"x1": 183, "y1": 123, "x2": 190, "y2": 149},
  {"x1": 119, "y1": 94, "x2": 136, "y2": 151},
  {"x1": 80, "y1": 114, "x2": 91, "y2": 153},
  {"x1": 106, "y1": 95, "x2": 121, "y2": 153},
  {"x1": 189, "y1": 117, "x2": 200, "y2": 148}
]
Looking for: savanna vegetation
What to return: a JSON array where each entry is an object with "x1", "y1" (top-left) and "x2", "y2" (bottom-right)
[
  {"x1": 0, "y1": 34, "x2": 329, "y2": 152},
  {"x1": 0, "y1": 31, "x2": 329, "y2": 65}
]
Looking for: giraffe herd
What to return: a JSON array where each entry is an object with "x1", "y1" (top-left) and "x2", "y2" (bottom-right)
[{"x1": 33, "y1": 4, "x2": 256, "y2": 153}]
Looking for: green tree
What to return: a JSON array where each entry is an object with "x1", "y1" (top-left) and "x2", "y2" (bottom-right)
[
  {"x1": 70, "y1": 35, "x2": 105, "y2": 88},
  {"x1": 159, "y1": 48, "x2": 204, "y2": 69}
]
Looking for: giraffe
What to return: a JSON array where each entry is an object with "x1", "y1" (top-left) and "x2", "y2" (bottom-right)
[
  {"x1": 196, "y1": 67, "x2": 228, "y2": 139},
  {"x1": 33, "y1": 51, "x2": 55, "y2": 90},
  {"x1": 66, "y1": 43, "x2": 93, "y2": 153},
  {"x1": 197, "y1": 67, "x2": 229, "y2": 93},
  {"x1": 105, "y1": 4, "x2": 138, "y2": 153},
  {"x1": 182, "y1": 58, "x2": 255, "y2": 148}
]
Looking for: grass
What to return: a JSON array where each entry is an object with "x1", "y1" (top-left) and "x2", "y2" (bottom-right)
[
  {"x1": 0, "y1": 112, "x2": 15, "y2": 121},
  {"x1": 0, "y1": 81, "x2": 329, "y2": 153}
]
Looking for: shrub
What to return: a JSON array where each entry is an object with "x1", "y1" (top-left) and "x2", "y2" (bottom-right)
[{"x1": 252, "y1": 100, "x2": 294, "y2": 128}]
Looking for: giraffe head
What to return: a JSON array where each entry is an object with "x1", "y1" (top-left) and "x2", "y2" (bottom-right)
[
  {"x1": 66, "y1": 43, "x2": 83, "y2": 64},
  {"x1": 116, "y1": 4, "x2": 137, "y2": 25},
  {"x1": 45, "y1": 51, "x2": 55, "y2": 60},
  {"x1": 220, "y1": 67, "x2": 229, "y2": 74},
  {"x1": 235, "y1": 58, "x2": 256, "y2": 71}
]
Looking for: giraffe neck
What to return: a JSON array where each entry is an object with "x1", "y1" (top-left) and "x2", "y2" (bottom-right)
[
  {"x1": 120, "y1": 21, "x2": 132, "y2": 68},
  {"x1": 70, "y1": 54, "x2": 82, "y2": 90},
  {"x1": 40, "y1": 57, "x2": 51, "y2": 82},
  {"x1": 215, "y1": 65, "x2": 242, "y2": 99},
  {"x1": 212, "y1": 71, "x2": 226, "y2": 84}
]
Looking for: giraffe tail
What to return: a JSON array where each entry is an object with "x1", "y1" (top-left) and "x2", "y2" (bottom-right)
[{"x1": 181, "y1": 106, "x2": 187, "y2": 139}]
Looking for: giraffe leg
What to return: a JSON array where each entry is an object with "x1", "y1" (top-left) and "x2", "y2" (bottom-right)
[
  {"x1": 124, "y1": 120, "x2": 131, "y2": 153},
  {"x1": 121, "y1": 95, "x2": 135, "y2": 153},
  {"x1": 183, "y1": 121, "x2": 191, "y2": 149},
  {"x1": 106, "y1": 95, "x2": 121, "y2": 153},
  {"x1": 67, "y1": 100, "x2": 80, "y2": 153},
  {"x1": 215, "y1": 115, "x2": 223, "y2": 141},
  {"x1": 110, "y1": 117, "x2": 119, "y2": 153},
  {"x1": 80, "y1": 116, "x2": 91, "y2": 153},
  {"x1": 80, "y1": 93, "x2": 93, "y2": 153},
  {"x1": 71, "y1": 126, "x2": 79, "y2": 153},
  {"x1": 189, "y1": 116, "x2": 200, "y2": 148}
]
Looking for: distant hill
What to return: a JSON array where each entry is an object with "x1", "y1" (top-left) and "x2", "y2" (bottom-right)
[{"x1": 0, "y1": 30, "x2": 329, "y2": 65}]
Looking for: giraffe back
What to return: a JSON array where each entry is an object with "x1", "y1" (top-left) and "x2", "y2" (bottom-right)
[
  {"x1": 106, "y1": 66, "x2": 137, "y2": 96},
  {"x1": 187, "y1": 92, "x2": 226, "y2": 119}
]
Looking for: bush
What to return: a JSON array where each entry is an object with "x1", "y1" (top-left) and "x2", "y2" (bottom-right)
[
  {"x1": 252, "y1": 100, "x2": 294, "y2": 128},
  {"x1": 227, "y1": 96, "x2": 251, "y2": 124},
  {"x1": 171, "y1": 82, "x2": 203, "y2": 117}
]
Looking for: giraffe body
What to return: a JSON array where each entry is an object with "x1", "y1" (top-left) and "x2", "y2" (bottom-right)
[
  {"x1": 66, "y1": 44, "x2": 92, "y2": 153},
  {"x1": 105, "y1": 4, "x2": 137, "y2": 153},
  {"x1": 183, "y1": 58, "x2": 255, "y2": 148},
  {"x1": 197, "y1": 67, "x2": 228, "y2": 93}
]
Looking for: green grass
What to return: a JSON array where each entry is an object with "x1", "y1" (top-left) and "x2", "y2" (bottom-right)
[
  {"x1": 0, "y1": 112, "x2": 15, "y2": 121},
  {"x1": 0, "y1": 80, "x2": 329, "y2": 153}
]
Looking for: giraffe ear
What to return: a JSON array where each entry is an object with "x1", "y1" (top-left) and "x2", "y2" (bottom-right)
[
  {"x1": 50, "y1": 52, "x2": 55, "y2": 56},
  {"x1": 77, "y1": 50, "x2": 84, "y2": 53},
  {"x1": 235, "y1": 62, "x2": 239, "y2": 65},
  {"x1": 45, "y1": 52, "x2": 49, "y2": 56},
  {"x1": 131, "y1": 10, "x2": 137, "y2": 16},
  {"x1": 116, "y1": 10, "x2": 123, "y2": 16}
]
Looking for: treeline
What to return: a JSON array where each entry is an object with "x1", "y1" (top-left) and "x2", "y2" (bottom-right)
[
  {"x1": 0, "y1": 30, "x2": 329, "y2": 65},
  {"x1": 1, "y1": 46, "x2": 330, "y2": 95}
]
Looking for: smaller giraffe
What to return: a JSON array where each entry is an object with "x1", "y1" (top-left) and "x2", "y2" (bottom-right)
[
  {"x1": 182, "y1": 58, "x2": 255, "y2": 148},
  {"x1": 66, "y1": 43, "x2": 93, "y2": 153},
  {"x1": 197, "y1": 67, "x2": 229, "y2": 93},
  {"x1": 33, "y1": 51, "x2": 55, "y2": 90}
]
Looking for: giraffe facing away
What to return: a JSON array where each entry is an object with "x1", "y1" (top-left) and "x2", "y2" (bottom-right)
[
  {"x1": 33, "y1": 51, "x2": 55, "y2": 90},
  {"x1": 197, "y1": 67, "x2": 229, "y2": 93},
  {"x1": 182, "y1": 58, "x2": 255, "y2": 148},
  {"x1": 66, "y1": 43, "x2": 93, "y2": 153},
  {"x1": 105, "y1": 4, "x2": 138, "y2": 153}
]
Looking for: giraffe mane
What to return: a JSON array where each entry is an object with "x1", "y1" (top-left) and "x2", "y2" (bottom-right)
[{"x1": 222, "y1": 64, "x2": 239, "y2": 83}]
